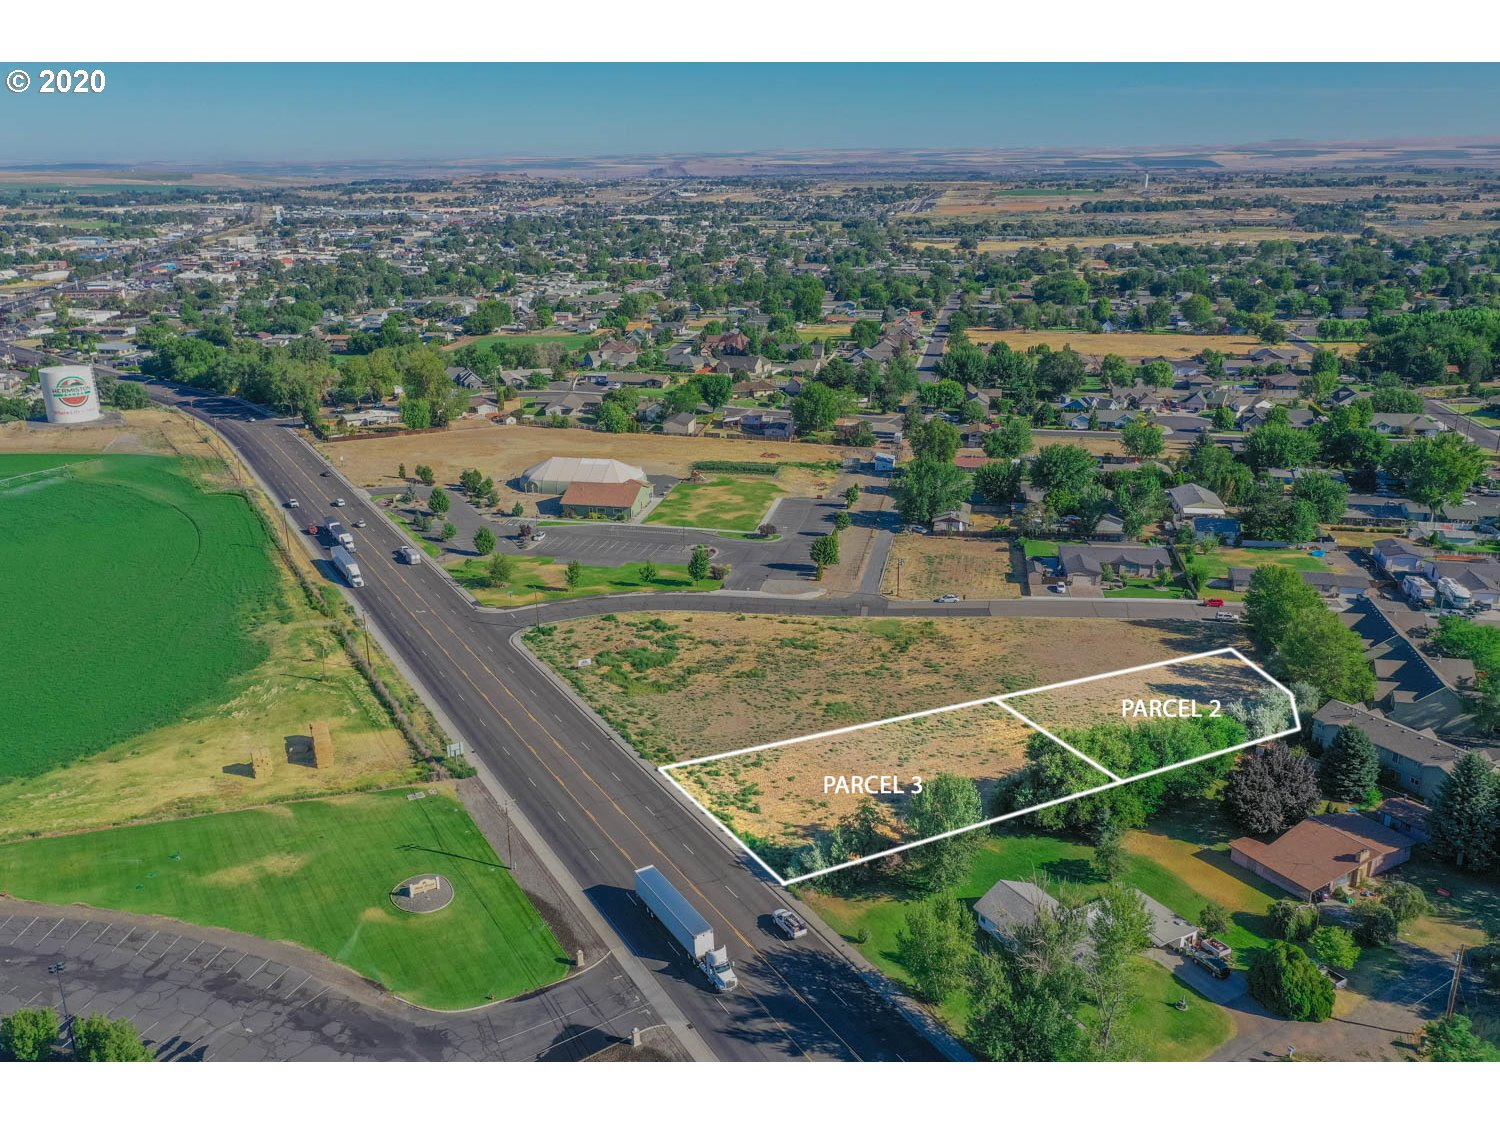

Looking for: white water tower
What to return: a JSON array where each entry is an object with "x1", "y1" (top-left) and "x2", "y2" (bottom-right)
[{"x1": 40, "y1": 365, "x2": 102, "y2": 424}]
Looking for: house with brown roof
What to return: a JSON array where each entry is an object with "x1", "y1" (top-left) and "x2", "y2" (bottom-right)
[
  {"x1": 559, "y1": 480, "x2": 651, "y2": 520},
  {"x1": 1230, "y1": 813, "x2": 1413, "y2": 901}
]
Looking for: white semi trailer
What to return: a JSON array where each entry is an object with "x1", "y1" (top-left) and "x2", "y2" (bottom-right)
[
  {"x1": 331, "y1": 545, "x2": 365, "y2": 588},
  {"x1": 634, "y1": 865, "x2": 737, "y2": 992}
]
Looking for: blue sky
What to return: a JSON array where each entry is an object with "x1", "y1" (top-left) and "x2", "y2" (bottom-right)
[{"x1": 2, "y1": 63, "x2": 1498, "y2": 165}]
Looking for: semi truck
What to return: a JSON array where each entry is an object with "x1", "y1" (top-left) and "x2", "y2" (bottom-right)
[
  {"x1": 326, "y1": 519, "x2": 355, "y2": 550},
  {"x1": 634, "y1": 865, "x2": 738, "y2": 992},
  {"x1": 331, "y1": 544, "x2": 365, "y2": 588}
]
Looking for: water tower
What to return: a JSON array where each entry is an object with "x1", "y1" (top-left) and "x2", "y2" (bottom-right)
[{"x1": 40, "y1": 365, "x2": 102, "y2": 424}]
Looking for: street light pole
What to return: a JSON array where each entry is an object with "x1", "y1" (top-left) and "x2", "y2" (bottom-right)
[{"x1": 49, "y1": 961, "x2": 75, "y2": 1057}]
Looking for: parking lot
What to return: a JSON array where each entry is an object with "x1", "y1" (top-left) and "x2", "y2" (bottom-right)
[{"x1": 0, "y1": 902, "x2": 659, "y2": 1061}]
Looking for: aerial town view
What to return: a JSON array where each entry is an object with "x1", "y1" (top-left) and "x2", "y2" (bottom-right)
[{"x1": 1, "y1": 28, "x2": 1497, "y2": 1114}]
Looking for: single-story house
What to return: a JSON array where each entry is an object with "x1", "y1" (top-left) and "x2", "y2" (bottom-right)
[
  {"x1": 661, "y1": 411, "x2": 700, "y2": 436},
  {"x1": 1370, "y1": 413, "x2": 1447, "y2": 437},
  {"x1": 932, "y1": 505, "x2": 972, "y2": 534},
  {"x1": 1371, "y1": 538, "x2": 1431, "y2": 576},
  {"x1": 337, "y1": 407, "x2": 402, "y2": 427},
  {"x1": 1139, "y1": 893, "x2": 1200, "y2": 950},
  {"x1": 1167, "y1": 483, "x2": 1227, "y2": 519},
  {"x1": 1059, "y1": 545, "x2": 1173, "y2": 591},
  {"x1": 972, "y1": 880, "x2": 1091, "y2": 963},
  {"x1": 1088, "y1": 513, "x2": 1126, "y2": 542},
  {"x1": 558, "y1": 480, "x2": 651, "y2": 520},
  {"x1": 1230, "y1": 812, "x2": 1414, "y2": 901},
  {"x1": 1192, "y1": 516, "x2": 1242, "y2": 546},
  {"x1": 1377, "y1": 797, "x2": 1432, "y2": 845}
]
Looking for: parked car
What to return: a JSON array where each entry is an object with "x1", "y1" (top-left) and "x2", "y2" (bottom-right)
[
  {"x1": 1214, "y1": 611, "x2": 1240, "y2": 623},
  {"x1": 934, "y1": 593, "x2": 961, "y2": 603},
  {"x1": 530, "y1": 531, "x2": 546, "y2": 542},
  {"x1": 1201, "y1": 597, "x2": 1225, "y2": 607},
  {"x1": 286, "y1": 497, "x2": 299, "y2": 509}
]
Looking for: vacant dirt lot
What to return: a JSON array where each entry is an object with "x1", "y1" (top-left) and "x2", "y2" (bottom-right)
[
  {"x1": 669, "y1": 701, "x2": 1048, "y2": 854},
  {"x1": 525, "y1": 612, "x2": 1240, "y2": 767},
  {"x1": 882, "y1": 536, "x2": 1022, "y2": 599},
  {"x1": 964, "y1": 329, "x2": 1262, "y2": 360},
  {"x1": 323, "y1": 423, "x2": 845, "y2": 500}
]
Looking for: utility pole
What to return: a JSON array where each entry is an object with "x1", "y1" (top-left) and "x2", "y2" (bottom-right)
[
  {"x1": 361, "y1": 609, "x2": 371, "y2": 668},
  {"x1": 49, "y1": 961, "x2": 75, "y2": 1057},
  {"x1": 1446, "y1": 945, "x2": 1466, "y2": 1019},
  {"x1": 894, "y1": 558, "x2": 902, "y2": 598}
]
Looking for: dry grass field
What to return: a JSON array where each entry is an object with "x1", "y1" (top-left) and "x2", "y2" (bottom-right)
[
  {"x1": 0, "y1": 409, "x2": 209, "y2": 456},
  {"x1": 881, "y1": 536, "x2": 1022, "y2": 599},
  {"x1": 668, "y1": 701, "x2": 1051, "y2": 853},
  {"x1": 914, "y1": 229, "x2": 1320, "y2": 252},
  {"x1": 1001, "y1": 650, "x2": 1268, "y2": 739},
  {"x1": 963, "y1": 328, "x2": 1262, "y2": 360},
  {"x1": 324, "y1": 424, "x2": 845, "y2": 501},
  {"x1": 524, "y1": 612, "x2": 1237, "y2": 767}
]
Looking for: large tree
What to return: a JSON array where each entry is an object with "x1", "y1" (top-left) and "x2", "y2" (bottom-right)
[
  {"x1": 893, "y1": 459, "x2": 971, "y2": 525},
  {"x1": 893, "y1": 896, "x2": 974, "y2": 1003},
  {"x1": 0, "y1": 1007, "x2": 58, "y2": 1061},
  {"x1": 1030, "y1": 443, "x2": 1097, "y2": 498},
  {"x1": 1318, "y1": 724, "x2": 1379, "y2": 802},
  {"x1": 983, "y1": 415, "x2": 1033, "y2": 460},
  {"x1": 1224, "y1": 743, "x2": 1322, "y2": 835},
  {"x1": 1085, "y1": 885, "x2": 1153, "y2": 1058},
  {"x1": 902, "y1": 773, "x2": 983, "y2": 893},
  {"x1": 1121, "y1": 416, "x2": 1165, "y2": 459},
  {"x1": 72, "y1": 1012, "x2": 152, "y2": 1061},
  {"x1": 1426, "y1": 751, "x2": 1499, "y2": 872},
  {"x1": 1387, "y1": 432, "x2": 1487, "y2": 515}
]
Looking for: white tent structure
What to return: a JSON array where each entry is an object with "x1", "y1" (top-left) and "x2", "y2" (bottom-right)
[{"x1": 518, "y1": 456, "x2": 648, "y2": 494}]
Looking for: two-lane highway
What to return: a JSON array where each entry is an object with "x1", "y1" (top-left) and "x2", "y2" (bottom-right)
[{"x1": 143, "y1": 383, "x2": 943, "y2": 1063}]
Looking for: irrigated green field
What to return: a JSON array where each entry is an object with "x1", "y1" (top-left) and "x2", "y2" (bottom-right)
[
  {"x1": 0, "y1": 453, "x2": 281, "y2": 779},
  {"x1": 644, "y1": 475, "x2": 785, "y2": 531},
  {"x1": 0, "y1": 788, "x2": 569, "y2": 1009}
]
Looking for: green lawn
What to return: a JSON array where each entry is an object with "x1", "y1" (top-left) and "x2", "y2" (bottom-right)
[
  {"x1": 450, "y1": 553, "x2": 721, "y2": 606},
  {"x1": 1104, "y1": 576, "x2": 1192, "y2": 599},
  {"x1": 0, "y1": 789, "x2": 568, "y2": 1009},
  {"x1": 1022, "y1": 538, "x2": 1065, "y2": 558},
  {"x1": 644, "y1": 476, "x2": 785, "y2": 532},
  {"x1": 802, "y1": 827, "x2": 1248, "y2": 1057},
  {"x1": 0, "y1": 454, "x2": 281, "y2": 779}
]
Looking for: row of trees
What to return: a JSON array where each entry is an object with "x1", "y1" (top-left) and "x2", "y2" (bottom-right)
[{"x1": 1, "y1": 1007, "x2": 151, "y2": 1061}]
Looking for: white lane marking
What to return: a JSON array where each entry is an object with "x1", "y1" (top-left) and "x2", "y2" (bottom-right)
[
  {"x1": 33, "y1": 918, "x2": 66, "y2": 945},
  {"x1": 112, "y1": 926, "x2": 137, "y2": 949},
  {"x1": 201, "y1": 946, "x2": 226, "y2": 970},
  {"x1": 14, "y1": 918, "x2": 38, "y2": 939},
  {"x1": 177, "y1": 940, "x2": 205, "y2": 964}
]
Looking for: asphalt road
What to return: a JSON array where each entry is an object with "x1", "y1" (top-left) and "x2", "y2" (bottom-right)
[
  {"x1": 1424, "y1": 397, "x2": 1500, "y2": 453},
  {"x1": 136, "y1": 380, "x2": 944, "y2": 1063}
]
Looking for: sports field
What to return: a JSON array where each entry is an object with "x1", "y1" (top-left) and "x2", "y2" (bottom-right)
[
  {"x1": 644, "y1": 475, "x2": 784, "y2": 531},
  {"x1": 0, "y1": 788, "x2": 569, "y2": 1009},
  {"x1": 0, "y1": 453, "x2": 281, "y2": 779}
]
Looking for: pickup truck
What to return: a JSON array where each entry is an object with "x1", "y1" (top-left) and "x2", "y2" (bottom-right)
[{"x1": 771, "y1": 907, "x2": 808, "y2": 939}]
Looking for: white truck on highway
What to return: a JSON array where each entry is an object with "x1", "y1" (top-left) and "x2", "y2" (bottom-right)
[
  {"x1": 634, "y1": 865, "x2": 738, "y2": 992},
  {"x1": 331, "y1": 545, "x2": 365, "y2": 588},
  {"x1": 325, "y1": 519, "x2": 355, "y2": 550}
]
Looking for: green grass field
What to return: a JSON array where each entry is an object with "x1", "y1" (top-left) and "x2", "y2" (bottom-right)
[
  {"x1": 450, "y1": 553, "x2": 721, "y2": 606},
  {"x1": 645, "y1": 475, "x2": 784, "y2": 531},
  {"x1": 0, "y1": 453, "x2": 99, "y2": 482},
  {"x1": 0, "y1": 789, "x2": 568, "y2": 1009},
  {"x1": 467, "y1": 333, "x2": 598, "y2": 354},
  {"x1": 0, "y1": 453, "x2": 281, "y2": 779}
]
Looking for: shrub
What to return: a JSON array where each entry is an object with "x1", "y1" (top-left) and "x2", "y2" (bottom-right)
[
  {"x1": 1248, "y1": 941, "x2": 1335, "y2": 1022},
  {"x1": 1380, "y1": 881, "x2": 1429, "y2": 926},
  {"x1": 1269, "y1": 900, "x2": 1320, "y2": 942},
  {"x1": 1310, "y1": 925, "x2": 1360, "y2": 970},
  {"x1": 1352, "y1": 901, "x2": 1398, "y2": 948}
]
